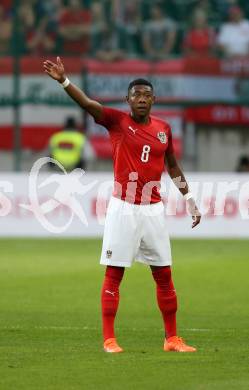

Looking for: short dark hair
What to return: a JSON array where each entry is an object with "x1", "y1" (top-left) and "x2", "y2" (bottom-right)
[
  {"x1": 65, "y1": 116, "x2": 77, "y2": 129},
  {"x1": 128, "y1": 78, "x2": 153, "y2": 93}
]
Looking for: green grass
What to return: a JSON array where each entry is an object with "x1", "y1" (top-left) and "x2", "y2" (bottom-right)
[{"x1": 0, "y1": 239, "x2": 248, "y2": 390}]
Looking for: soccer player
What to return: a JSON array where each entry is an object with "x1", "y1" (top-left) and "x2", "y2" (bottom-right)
[{"x1": 43, "y1": 57, "x2": 201, "y2": 353}]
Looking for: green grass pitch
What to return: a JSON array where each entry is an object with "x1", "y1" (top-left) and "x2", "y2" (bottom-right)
[{"x1": 0, "y1": 238, "x2": 248, "y2": 390}]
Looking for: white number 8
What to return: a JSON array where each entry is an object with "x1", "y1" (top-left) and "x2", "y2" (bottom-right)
[{"x1": 141, "y1": 145, "x2": 151, "y2": 162}]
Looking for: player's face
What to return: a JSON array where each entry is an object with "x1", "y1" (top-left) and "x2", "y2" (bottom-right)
[{"x1": 127, "y1": 85, "x2": 155, "y2": 117}]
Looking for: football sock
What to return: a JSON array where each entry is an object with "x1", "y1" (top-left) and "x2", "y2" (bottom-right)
[
  {"x1": 152, "y1": 266, "x2": 177, "y2": 339},
  {"x1": 101, "y1": 265, "x2": 125, "y2": 341}
]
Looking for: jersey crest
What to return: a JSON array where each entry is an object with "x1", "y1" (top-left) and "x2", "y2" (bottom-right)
[
  {"x1": 106, "y1": 250, "x2": 112, "y2": 258},
  {"x1": 157, "y1": 131, "x2": 167, "y2": 144}
]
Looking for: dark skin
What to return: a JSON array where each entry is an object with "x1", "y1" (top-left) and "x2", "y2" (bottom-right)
[
  {"x1": 43, "y1": 57, "x2": 201, "y2": 273},
  {"x1": 125, "y1": 85, "x2": 201, "y2": 271},
  {"x1": 126, "y1": 84, "x2": 201, "y2": 229},
  {"x1": 126, "y1": 85, "x2": 155, "y2": 124}
]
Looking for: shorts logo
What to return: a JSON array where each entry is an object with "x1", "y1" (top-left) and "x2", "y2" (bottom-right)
[
  {"x1": 106, "y1": 250, "x2": 112, "y2": 258},
  {"x1": 157, "y1": 131, "x2": 167, "y2": 144}
]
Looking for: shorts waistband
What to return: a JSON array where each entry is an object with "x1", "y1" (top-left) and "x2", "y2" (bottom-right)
[{"x1": 110, "y1": 196, "x2": 164, "y2": 212}]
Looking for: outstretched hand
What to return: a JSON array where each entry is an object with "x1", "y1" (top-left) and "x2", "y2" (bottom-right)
[
  {"x1": 43, "y1": 56, "x2": 65, "y2": 82},
  {"x1": 186, "y1": 198, "x2": 201, "y2": 228}
]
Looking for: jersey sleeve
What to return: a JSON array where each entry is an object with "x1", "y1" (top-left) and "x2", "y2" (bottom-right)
[
  {"x1": 167, "y1": 126, "x2": 174, "y2": 154},
  {"x1": 94, "y1": 107, "x2": 124, "y2": 130}
]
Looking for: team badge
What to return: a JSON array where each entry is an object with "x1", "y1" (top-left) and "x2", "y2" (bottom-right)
[
  {"x1": 157, "y1": 131, "x2": 167, "y2": 144},
  {"x1": 106, "y1": 250, "x2": 112, "y2": 259}
]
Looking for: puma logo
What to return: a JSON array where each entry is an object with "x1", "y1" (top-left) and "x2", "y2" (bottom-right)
[
  {"x1": 128, "y1": 126, "x2": 137, "y2": 134},
  {"x1": 105, "y1": 290, "x2": 115, "y2": 296}
]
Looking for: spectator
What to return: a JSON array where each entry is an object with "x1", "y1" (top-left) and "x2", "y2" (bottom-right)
[
  {"x1": 241, "y1": 0, "x2": 249, "y2": 19},
  {"x1": 92, "y1": 23, "x2": 125, "y2": 62},
  {"x1": 119, "y1": 0, "x2": 143, "y2": 57},
  {"x1": 183, "y1": 8, "x2": 215, "y2": 57},
  {"x1": 25, "y1": 0, "x2": 65, "y2": 55},
  {"x1": 35, "y1": 0, "x2": 64, "y2": 31},
  {"x1": 142, "y1": 0, "x2": 193, "y2": 23},
  {"x1": 217, "y1": 5, "x2": 249, "y2": 57},
  {"x1": 195, "y1": 0, "x2": 219, "y2": 26},
  {"x1": 58, "y1": 0, "x2": 92, "y2": 56},
  {"x1": 18, "y1": 0, "x2": 36, "y2": 54},
  {"x1": 111, "y1": 0, "x2": 142, "y2": 56},
  {"x1": 90, "y1": 1, "x2": 107, "y2": 42},
  {"x1": 49, "y1": 117, "x2": 86, "y2": 171},
  {"x1": 1, "y1": 0, "x2": 12, "y2": 13},
  {"x1": 25, "y1": 16, "x2": 57, "y2": 55},
  {"x1": 36, "y1": 0, "x2": 64, "y2": 21},
  {"x1": 142, "y1": 3, "x2": 177, "y2": 60},
  {"x1": 214, "y1": 0, "x2": 238, "y2": 20},
  {"x1": 0, "y1": 4, "x2": 12, "y2": 54},
  {"x1": 236, "y1": 155, "x2": 249, "y2": 172},
  {"x1": 196, "y1": 0, "x2": 213, "y2": 16}
]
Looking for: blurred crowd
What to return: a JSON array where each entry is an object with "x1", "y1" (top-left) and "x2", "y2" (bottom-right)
[{"x1": 1, "y1": 0, "x2": 249, "y2": 60}]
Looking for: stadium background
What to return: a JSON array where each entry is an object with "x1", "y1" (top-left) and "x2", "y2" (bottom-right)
[{"x1": 0, "y1": 1, "x2": 249, "y2": 390}]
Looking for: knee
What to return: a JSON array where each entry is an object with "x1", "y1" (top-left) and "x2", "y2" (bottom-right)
[
  {"x1": 152, "y1": 266, "x2": 172, "y2": 284},
  {"x1": 105, "y1": 266, "x2": 125, "y2": 283}
]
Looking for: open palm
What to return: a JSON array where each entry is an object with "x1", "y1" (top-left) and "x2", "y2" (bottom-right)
[{"x1": 43, "y1": 56, "x2": 65, "y2": 82}]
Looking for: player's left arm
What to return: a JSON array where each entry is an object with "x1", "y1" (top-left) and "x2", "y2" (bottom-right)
[{"x1": 165, "y1": 152, "x2": 201, "y2": 228}]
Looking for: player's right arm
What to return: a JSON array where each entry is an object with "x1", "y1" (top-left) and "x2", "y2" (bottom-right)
[{"x1": 43, "y1": 56, "x2": 103, "y2": 121}]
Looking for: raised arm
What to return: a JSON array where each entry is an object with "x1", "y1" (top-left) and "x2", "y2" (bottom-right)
[
  {"x1": 165, "y1": 152, "x2": 201, "y2": 228},
  {"x1": 43, "y1": 56, "x2": 103, "y2": 121}
]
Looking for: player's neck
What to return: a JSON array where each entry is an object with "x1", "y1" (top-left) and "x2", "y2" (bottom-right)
[{"x1": 130, "y1": 112, "x2": 150, "y2": 125}]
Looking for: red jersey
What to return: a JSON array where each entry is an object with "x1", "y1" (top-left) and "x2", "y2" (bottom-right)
[
  {"x1": 59, "y1": 9, "x2": 91, "y2": 54},
  {"x1": 184, "y1": 28, "x2": 215, "y2": 56},
  {"x1": 96, "y1": 107, "x2": 174, "y2": 205}
]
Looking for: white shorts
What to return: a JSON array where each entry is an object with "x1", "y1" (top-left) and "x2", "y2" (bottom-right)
[{"x1": 100, "y1": 197, "x2": 172, "y2": 268}]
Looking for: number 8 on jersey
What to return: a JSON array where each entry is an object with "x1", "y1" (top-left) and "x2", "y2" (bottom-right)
[{"x1": 141, "y1": 145, "x2": 151, "y2": 162}]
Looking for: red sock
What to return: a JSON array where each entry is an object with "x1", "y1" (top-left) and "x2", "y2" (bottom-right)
[
  {"x1": 152, "y1": 266, "x2": 177, "y2": 339},
  {"x1": 101, "y1": 265, "x2": 124, "y2": 341}
]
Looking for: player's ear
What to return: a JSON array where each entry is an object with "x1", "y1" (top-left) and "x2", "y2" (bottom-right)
[
  {"x1": 126, "y1": 95, "x2": 130, "y2": 104},
  {"x1": 152, "y1": 95, "x2": 156, "y2": 104}
]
